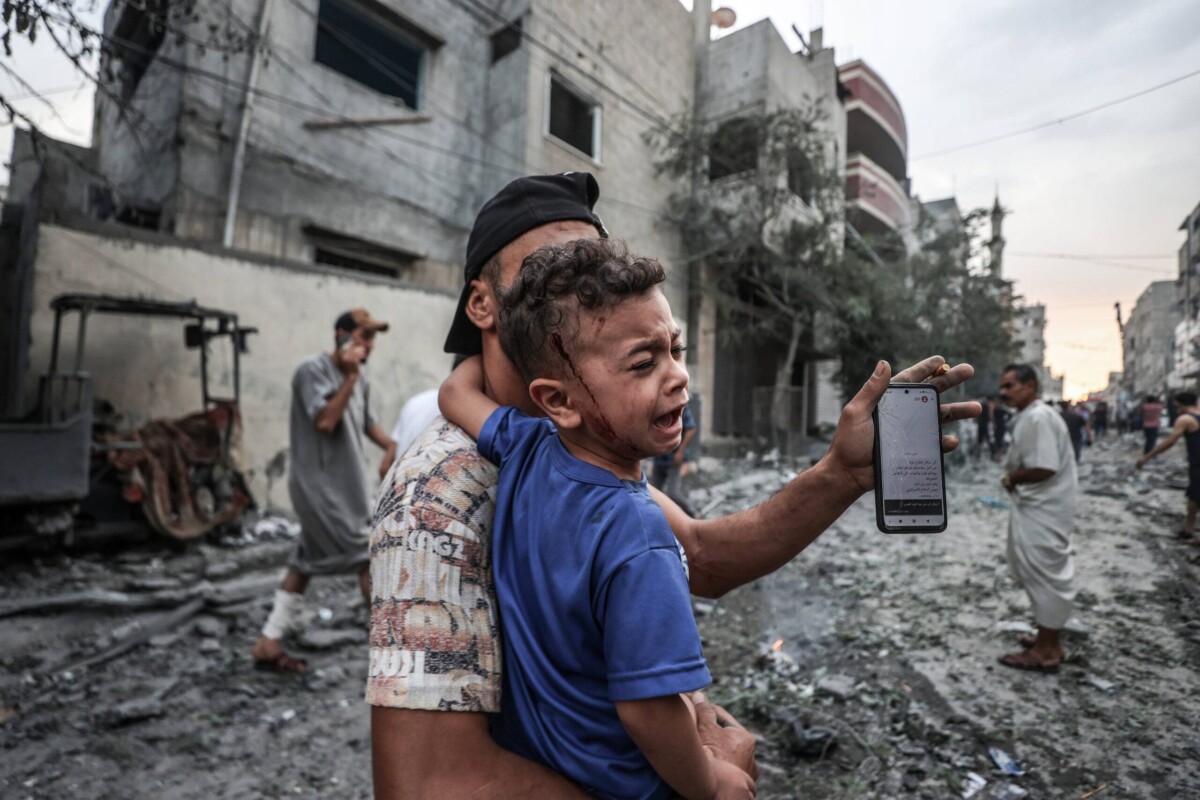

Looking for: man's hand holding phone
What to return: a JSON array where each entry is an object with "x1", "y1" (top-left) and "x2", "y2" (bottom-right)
[
  {"x1": 334, "y1": 334, "x2": 367, "y2": 376},
  {"x1": 826, "y1": 356, "x2": 980, "y2": 497}
]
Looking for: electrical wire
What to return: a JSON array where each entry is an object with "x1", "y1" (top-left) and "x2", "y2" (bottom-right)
[
  {"x1": 912, "y1": 66, "x2": 1200, "y2": 160},
  {"x1": 1007, "y1": 252, "x2": 1174, "y2": 275},
  {"x1": 1011, "y1": 251, "x2": 1175, "y2": 260}
]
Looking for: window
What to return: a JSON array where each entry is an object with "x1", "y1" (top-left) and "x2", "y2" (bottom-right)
[
  {"x1": 490, "y1": 19, "x2": 522, "y2": 63},
  {"x1": 787, "y1": 151, "x2": 816, "y2": 205},
  {"x1": 111, "y1": 0, "x2": 167, "y2": 102},
  {"x1": 708, "y1": 117, "x2": 758, "y2": 181},
  {"x1": 305, "y1": 225, "x2": 418, "y2": 278},
  {"x1": 314, "y1": 0, "x2": 442, "y2": 108},
  {"x1": 547, "y1": 76, "x2": 600, "y2": 159}
]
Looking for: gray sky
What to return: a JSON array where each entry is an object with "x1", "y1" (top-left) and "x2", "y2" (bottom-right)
[{"x1": 5, "y1": 1, "x2": 1199, "y2": 397}]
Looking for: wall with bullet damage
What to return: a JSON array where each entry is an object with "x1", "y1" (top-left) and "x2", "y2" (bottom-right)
[{"x1": 25, "y1": 224, "x2": 457, "y2": 511}]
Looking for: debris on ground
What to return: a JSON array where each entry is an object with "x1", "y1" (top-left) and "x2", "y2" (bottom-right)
[{"x1": 1, "y1": 437, "x2": 1197, "y2": 798}]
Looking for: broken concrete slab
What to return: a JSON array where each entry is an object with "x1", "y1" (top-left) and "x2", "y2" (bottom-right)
[{"x1": 815, "y1": 673, "x2": 857, "y2": 701}]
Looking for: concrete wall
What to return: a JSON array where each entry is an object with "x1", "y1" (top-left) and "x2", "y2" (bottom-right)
[
  {"x1": 26, "y1": 224, "x2": 458, "y2": 509},
  {"x1": 95, "y1": 0, "x2": 695, "y2": 313},
  {"x1": 1124, "y1": 280, "x2": 1179, "y2": 399},
  {"x1": 699, "y1": 22, "x2": 848, "y2": 439},
  {"x1": 524, "y1": 0, "x2": 692, "y2": 315},
  {"x1": 704, "y1": 22, "x2": 846, "y2": 171},
  {"x1": 92, "y1": 0, "x2": 185, "y2": 215},
  {"x1": 160, "y1": 0, "x2": 513, "y2": 281}
]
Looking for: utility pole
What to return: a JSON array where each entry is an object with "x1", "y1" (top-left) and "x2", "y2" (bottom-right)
[
  {"x1": 687, "y1": 0, "x2": 711, "y2": 396},
  {"x1": 223, "y1": 0, "x2": 276, "y2": 248}
]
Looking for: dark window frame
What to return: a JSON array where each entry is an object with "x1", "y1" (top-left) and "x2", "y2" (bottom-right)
[
  {"x1": 708, "y1": 117, "x2": 759, "y2": 182},
  {"x1": 546, "y1": 73, "x2": 601, "y2": 161},
  {"x1": 313, "y1": 0, "x2": 442, "y2": 109},
  {"x1": 305, "y1": 225, "x2": 419, "y2": 279},
  {"x1": 111, "y1": 0, "x2": 168, "y2": 102}
]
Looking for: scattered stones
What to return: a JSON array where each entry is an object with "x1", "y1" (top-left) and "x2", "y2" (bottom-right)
[
  {"x1": 97, "y1": 697, "x2": 165, "y2": 728},
  {"x1": 194, "y1": 616, "x2": 228, "y2": 639},
  {"x1": 1084, "y1": 674, "x2": 1118, "y2": 694},
  {"x1": 788, "y1": 722, "x2": 838, "y2": 758},
  {"x1": 815, "y1": 673, "x2": 857, "y2": 701}
]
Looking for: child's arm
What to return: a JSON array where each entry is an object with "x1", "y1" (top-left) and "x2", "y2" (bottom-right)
[
  {"x1": 438, "y1": 355, "x2": 500, "y2": 440},
  {"x1": 616, "y1": 695, "x2": 755, "y2": 800}
]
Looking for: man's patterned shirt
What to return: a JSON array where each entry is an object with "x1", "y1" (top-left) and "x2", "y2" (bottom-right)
[{"x1": 365, "y1": 417, "x2": 502, "y2": 712}]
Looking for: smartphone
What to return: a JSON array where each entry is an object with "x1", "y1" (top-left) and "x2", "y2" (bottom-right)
[
  {"x1": 872, "y1": 383, "x2": 947, "y2": 533},
  {"x1": 337, "y1": 332, "x2": 353, "y2": 352}
]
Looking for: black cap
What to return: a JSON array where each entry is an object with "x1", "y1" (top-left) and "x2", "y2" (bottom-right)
[{"x1": 443, "y1": 172, "x2": 607, "y2": 355}]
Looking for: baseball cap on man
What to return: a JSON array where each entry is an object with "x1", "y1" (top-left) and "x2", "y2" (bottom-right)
[
  {"x1": 443, "y1": 172, "x2": 608, "y2": 355},
  {"x1": 335, "y1": 308, "x2": 390, "y2": 333}
]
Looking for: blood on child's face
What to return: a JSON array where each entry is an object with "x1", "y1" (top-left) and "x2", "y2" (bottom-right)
[{"x1": 561, "y1": 290, "x2": 690, "y2": 467}]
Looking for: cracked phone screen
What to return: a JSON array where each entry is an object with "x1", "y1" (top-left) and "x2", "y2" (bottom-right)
[{"x1": 877, "y1": 385, "x2": 945, "y2": 529}]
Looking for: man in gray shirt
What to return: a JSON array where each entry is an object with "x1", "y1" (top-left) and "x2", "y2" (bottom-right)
[{"x1": 253, "y1": 308, "x2": 397, "y2": 672}]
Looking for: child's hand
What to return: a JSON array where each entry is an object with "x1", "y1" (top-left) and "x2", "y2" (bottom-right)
[
  {"x1": 691, "y1": 692, "x2": 756, "y2": 780},
  {"x1": 707, "y1": 758, "x2": 755, "y2": 800}
]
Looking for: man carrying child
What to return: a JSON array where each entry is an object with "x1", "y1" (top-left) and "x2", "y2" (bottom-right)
[
  {"x1": 367, "y1": 172, "x2": 980, "y2": 798},
  {"x1": 439, "y1": 240, "x2": 749, "y2": 798}
]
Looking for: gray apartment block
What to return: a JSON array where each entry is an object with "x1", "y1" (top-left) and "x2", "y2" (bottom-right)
[
  {"x1": 1124, "y1": 280, "x2": 1179, "y2": 400},
  {"x1": 7, "y1": 0, "x2": 867, "y2": 448},
  {"x1": 83, "y1": 0, "x2": 697, "y2": 298}
]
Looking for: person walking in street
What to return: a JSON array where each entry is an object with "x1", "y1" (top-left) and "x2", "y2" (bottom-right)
[
  {"x1": 974, "y1": 397, "x2": 993, "y2": 461},
  {"x1": 1141, "y1": 395, "x2": 1165, "y2": 454},
  {"x1": 1093, "y1": 400, "x2": 1109, "y2": 439},
  {"x1": 991, "y1": 399, "x2": 1010, "y2": 459},
  {"x1": 998, "y1": 363, "x2": 1078, "y2": 673},
  {"x1": 1136, "y1": 391, "x2": 1200, "y2": 542},
  {"x1": 251, "y1": 309, "x2": 396, "y2": 673},
  {"x1": 1058, "y1": 401, "x2": 1087, "y2": 463}
]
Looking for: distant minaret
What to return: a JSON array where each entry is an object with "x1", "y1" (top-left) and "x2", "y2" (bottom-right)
[{"x1": 988, "y1": 191, "x2": 1006, "y2": 278}]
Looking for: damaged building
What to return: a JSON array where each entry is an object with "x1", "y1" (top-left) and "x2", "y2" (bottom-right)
[{"x1": 3, "y1": 0, "x2": 936, "y2": 516}]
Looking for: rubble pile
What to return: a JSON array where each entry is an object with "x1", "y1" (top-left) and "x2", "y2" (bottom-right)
[
  {"x1": 0, "y1": 436, "x2": 1196, "y2": 798},
  {"x1": 693, "y1": 436, "x2": 1199, "y2": 799}
]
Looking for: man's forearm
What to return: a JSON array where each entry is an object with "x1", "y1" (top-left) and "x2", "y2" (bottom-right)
[
  {"x1": 371, "y1": 707, "x2": 588, "y2": 800},
  {"x1": 680, "y1": 456, "x2": 863, "y2": 598},
  {"x1": 315, "y1": 373, "x2": 358, "y2": 433},
  {"x1": 368, "y1": 423, "x2": 395, "y2": 451}
]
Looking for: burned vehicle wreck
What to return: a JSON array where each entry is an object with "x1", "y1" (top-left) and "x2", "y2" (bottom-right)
[{"x1": 0, "y1": 293, "x2": 257, "y2": 547}]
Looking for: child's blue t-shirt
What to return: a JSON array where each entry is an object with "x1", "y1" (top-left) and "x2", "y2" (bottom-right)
[{"x1": 478, "y1": 406, "x2": 711, "y2": 800}]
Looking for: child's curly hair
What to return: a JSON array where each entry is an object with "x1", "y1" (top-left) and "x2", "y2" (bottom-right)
[{"x1": 498, "y1": 239, "x2": 666, "y2": 385}]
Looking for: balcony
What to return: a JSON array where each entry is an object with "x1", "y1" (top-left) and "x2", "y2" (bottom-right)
[
  {"x1": 839, "y1": 60, "x2": 907, "y2": 184},
  {"x1": 845, "y1": 153, "x2": 912, "y2": 236}
]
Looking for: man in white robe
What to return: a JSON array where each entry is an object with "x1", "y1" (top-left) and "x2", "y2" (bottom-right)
[{"x1": 998, "y1": 363, "x2": 1078, "y2": 672}]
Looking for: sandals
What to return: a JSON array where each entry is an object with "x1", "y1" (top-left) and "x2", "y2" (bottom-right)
[
  {"x1": 998, "y1": 651, "x2": 1060, "y2": 673},
  {"x1": 254, "y1": 652, "x2": 309, "y2": 674}
]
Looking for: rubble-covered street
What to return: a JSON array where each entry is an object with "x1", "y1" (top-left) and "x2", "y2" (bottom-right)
[{"x1": 2, "y1": 433, "x2": 1197, "y2": 799}]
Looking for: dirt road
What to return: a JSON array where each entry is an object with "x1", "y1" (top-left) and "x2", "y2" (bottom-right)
[
  {"x1": 1, "y1": 434, "x2": 1196, "y2": 799},
  {"x1": 698, "y1": 434, "x2": 1200, "y2": 799}
]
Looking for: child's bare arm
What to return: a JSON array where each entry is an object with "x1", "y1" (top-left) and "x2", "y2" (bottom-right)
[
  {"x1": 616, "y1": 695, "x2": 755, "y2": 800},
  {"x1": 438, "y1": 356, "x2": 500, "y2": 440}
]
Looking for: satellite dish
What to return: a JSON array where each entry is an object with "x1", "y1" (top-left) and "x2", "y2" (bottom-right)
[{"x1": 711, "y1": 7, "x2": 737, "y2": 29}]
